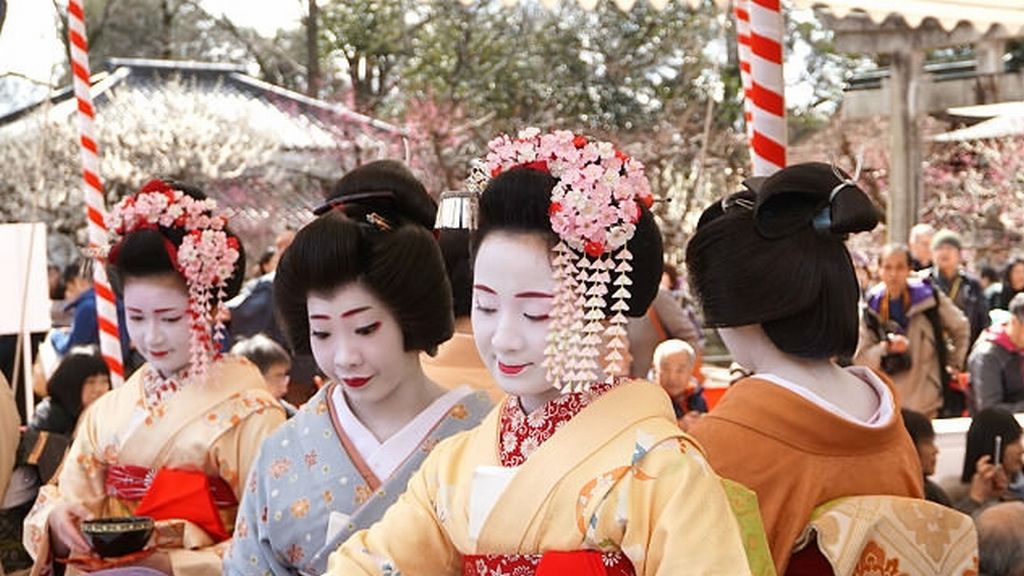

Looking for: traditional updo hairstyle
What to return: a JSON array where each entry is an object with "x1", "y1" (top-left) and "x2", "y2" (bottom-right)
[
  {"x1": 107, "y1": 180, "x2": 246, "y2": 302},
  {"x1": 275, "y1": 160, "x2": 453, "y2": 356},
  {"x1": 473, "y1": 166, "x2": 663, "y2": 318},
  {"x1": 686, "y1": 162, "x2": 880, "y2": 359}
]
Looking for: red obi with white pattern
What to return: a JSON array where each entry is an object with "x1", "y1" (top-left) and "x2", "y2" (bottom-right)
[
  {"x1": 105, "y1": 464, "x2": 238, "y2": 508},
  {"x1": 463, "y1": 550, "x2": 635, "y2": 576}
]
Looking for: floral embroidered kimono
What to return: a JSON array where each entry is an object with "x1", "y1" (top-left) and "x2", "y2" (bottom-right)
[
  {"x1": 22, "y1": 357, "x2": 285, "y2": 576},
  {"x1": 223, "y1": 383, "x2": 492, "y2": 575},
  {"x1": 327, "y1": 379, "x2": 761, "y2": 576},
  {"x1": 786, "y1": 496, "x2": 977, "y2": 575}
]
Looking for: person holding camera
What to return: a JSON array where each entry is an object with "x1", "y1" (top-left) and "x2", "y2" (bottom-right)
[{"x1": 855, "y1": 243, "x2": 970, "y2": 418}]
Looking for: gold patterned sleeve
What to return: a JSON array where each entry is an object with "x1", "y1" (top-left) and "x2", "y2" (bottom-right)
[
  {"x1": 608, "y1": 438, "x2": 754, "y2": 576},
  {"x1": 22, "y1": 403, "x2": 108, "y2": 567},
  {"x1": 164, "y1": 395, "x2": 284, "y2": 576},
  {"x1": 207, "y1": 394, "x2": 286, "y2": 499}
]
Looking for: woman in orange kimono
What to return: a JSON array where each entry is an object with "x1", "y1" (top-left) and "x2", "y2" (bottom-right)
[
  {"x1": 22, "y1": 180, "x2": 285, "y2": 575},
  {"x1": 685, "y1": 164, "x2": 927, "y2": 574}
]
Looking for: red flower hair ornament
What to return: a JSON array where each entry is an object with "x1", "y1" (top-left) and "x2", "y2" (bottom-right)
[
  {"x1": 483, "y1": 128, "x2": 655, "y2": 392},
  {"x1": 103, "y1": 179, "x2": 240, "y2": 381}
]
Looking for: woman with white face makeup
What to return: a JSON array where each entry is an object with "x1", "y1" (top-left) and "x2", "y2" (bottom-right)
[
  {"x1": 22, "y1": 180, "x2": 285, "y2": 576},
  {"x1": 223, "y1": 161, "x2": 492, "y2": 576},
  {"x1": 327, "y1": 130, "x2": 767, "y2": 576}
]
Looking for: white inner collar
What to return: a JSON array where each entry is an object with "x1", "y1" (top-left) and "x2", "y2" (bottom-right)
[{"x1": 752, "y1": 366, "x2": 894, "y2": 428}]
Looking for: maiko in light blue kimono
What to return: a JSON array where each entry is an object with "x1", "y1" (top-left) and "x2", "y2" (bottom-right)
[{"x1": 223, "y1": 383, "x2": 492, "y2": 575}]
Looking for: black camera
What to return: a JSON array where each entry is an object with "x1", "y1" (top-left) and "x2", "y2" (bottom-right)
[{"x1": 880, "y1": 352, "x2": 912, "y2": 375}]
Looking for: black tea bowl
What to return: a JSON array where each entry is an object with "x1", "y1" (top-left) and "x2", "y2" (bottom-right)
[{"x1": 81, "y1": 516, "x2": 154, "y2": 558}]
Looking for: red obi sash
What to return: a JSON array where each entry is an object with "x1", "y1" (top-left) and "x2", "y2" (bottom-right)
[
  {"x1": 105, "y1": 465, "x2": 238, "y2": 542},
  {"x1": 463, "y1": 550, "x2": 635, "y2": 576}
]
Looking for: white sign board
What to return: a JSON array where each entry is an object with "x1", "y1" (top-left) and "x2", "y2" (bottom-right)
[{"x1": 0, "y1": 223, "x2": 52, "y2": 335}]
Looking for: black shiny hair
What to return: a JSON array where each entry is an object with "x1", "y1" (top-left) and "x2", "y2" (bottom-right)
[
  {"x1": 438, "y1": 229, "x2": 473, "y2": 319},
  {"x1": 472, "y1": 166, "x2": 663, "y2": 318},
  {"x1": 108, "y1": 180, "x2": 246, "y2": 302},
  {"x1": 276, "y1": 161, "x2": 453, "y2": 355},
  {"x1": 686, "y1": 162, "x2": 880, "y2": 359},
  {"x1": 320, "y1": 160, "x2": 436, "y2": 230},
  {"x1": 962, "y1": 407, "x2": 1023, "y2": 483}
]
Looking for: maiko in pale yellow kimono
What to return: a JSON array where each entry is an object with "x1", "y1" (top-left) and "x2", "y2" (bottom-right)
[
  {"x1": 23, "y1": 357, "x2": 285, "y2": 576},
  {"x1": 327, "y1": 380, "x2": 761, "y2": 576}
]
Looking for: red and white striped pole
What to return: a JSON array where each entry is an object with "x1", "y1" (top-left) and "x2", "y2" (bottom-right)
[
  {"x1": 747, "y1": 0, "x2": 786, "y2": 176},
  {"x1": 734, "y1": 0, "x2": 754, "y2": 140},
  {"x1": 67, "y1": 0, "x2": 125, "y2": 386}
]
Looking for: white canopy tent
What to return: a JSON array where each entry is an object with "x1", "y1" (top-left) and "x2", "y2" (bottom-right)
[{"x1": 932, "y1": 101, "x2": 1024, "y2": 141}]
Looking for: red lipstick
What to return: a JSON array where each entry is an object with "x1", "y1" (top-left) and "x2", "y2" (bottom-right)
[
  {"x1": 151, "y1": 351, "x2": 169, "y2": 358},
  {"x1": 343, "y1": 377, "x2": 371, "y2": 388},
  {"x1": 498, "y1": 362, "x2": 529, "y2": 376}
]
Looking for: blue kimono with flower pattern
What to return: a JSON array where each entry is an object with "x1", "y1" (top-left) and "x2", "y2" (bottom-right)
[{"x1": 223, "y1": 383, "x2": 492, "y2": 575}]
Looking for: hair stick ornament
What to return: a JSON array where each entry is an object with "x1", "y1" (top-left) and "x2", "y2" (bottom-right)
[{"x1": 484, "y1": 128, "x2": 654, "y2": 392}]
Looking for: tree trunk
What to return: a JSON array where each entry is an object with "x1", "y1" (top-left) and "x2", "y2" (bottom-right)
[
  {"x1": 161, "y1": 0, "x2": 173, "y2": 59},
  {"x1": 306, "y1": 0, "x2": 320, "y2": 97}
]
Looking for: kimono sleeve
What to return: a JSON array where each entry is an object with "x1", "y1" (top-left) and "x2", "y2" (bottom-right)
[
  {"x1": 223, "y1": 445, "x2": 291, "y2": 576},
  {"x1": 616, "y1": 438, "x2": 754, "y2": 576},
  {"x1": 209, "y1": 399, "x2": 286, "y2": 499},
  {"x1": 325, "y1": 449, "x2": 459, "y2": 576},
  {"x1": 22, "y1": 402, "x2": 108, "y2": 565},
  {"x1": 167, "y1": 398, "x2": 284, "y2": 576}
]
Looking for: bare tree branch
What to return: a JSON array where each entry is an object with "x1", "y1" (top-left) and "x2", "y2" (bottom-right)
[
  {"x1": 179, "y1": 0, "x2": 306, "y2": 79},
  {"x1": 0, "y1": 72, "x2": 58, "y2": 88}
]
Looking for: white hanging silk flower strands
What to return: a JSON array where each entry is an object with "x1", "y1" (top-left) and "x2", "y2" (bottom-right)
[{"x1": 484, "y1": 128, "x2": 654, "y2": 393}]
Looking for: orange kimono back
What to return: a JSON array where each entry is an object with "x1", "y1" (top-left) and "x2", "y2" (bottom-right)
[{"x1": 689, "y1": 375, "x2": 924, "y2": 574}]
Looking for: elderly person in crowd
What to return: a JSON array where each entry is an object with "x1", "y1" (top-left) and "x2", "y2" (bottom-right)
[
  {"x1": 927, "y1": 229, "x2": 989, "y2": 345},
  {"x1": 970, "y1": 293, "x2": 1024, "y2": 414},
  {"x1": 909, "y1": 223, "x2": 935, "y2": 271},
  {"x1": 856, "y1": 244, "x2": 970, "y2": 417},
  {"x1": 626, "y1": 284, "x2": 703, "y2": 379},
  {"x1": 977, "y1": 502, "x2": 1024, "y2": 576},
  {"x1": 652, "y1": 339, "x2": 706, "y2": 431}
]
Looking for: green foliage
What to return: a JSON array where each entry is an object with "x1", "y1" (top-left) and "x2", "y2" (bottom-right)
[
  {"x1": 784, "y1": 11, "x2": 864, "y2": 121},
  {"x1": 318, "y1": 0, "x2": 729, "y2": 128},
  {"x1": 316, "y1": 0, "x2": 757, "y2": 258}
]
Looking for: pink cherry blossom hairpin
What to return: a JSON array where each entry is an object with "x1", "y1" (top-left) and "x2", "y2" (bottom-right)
[{"x1": 484, "y1": 128, "x2": 655, "y2": 392}]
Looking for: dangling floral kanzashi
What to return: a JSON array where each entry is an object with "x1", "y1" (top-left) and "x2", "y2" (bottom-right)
[{"x1": 484, "y1": 128, "x2": 654, "y2": 392}]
